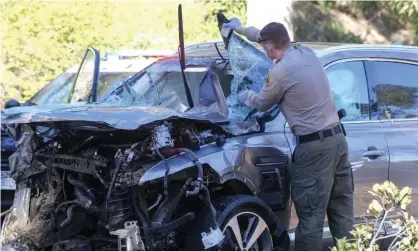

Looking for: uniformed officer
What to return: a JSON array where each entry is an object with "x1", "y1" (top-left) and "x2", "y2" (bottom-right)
[{"x1": 222, "y1": 18, "x2": 355, "y2": 250}]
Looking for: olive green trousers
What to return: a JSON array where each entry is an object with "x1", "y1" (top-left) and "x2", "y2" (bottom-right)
[{"x1": 291, "y1": 133, "x2": 355, "y2": 251}]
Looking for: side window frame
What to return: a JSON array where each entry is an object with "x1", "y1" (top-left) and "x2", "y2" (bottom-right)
[
  {"x1": 324, "y1": 59, "x2": 373, "y2": 123},
  {"x1": 283, "y1": 58, "x2": 377, "y2": 129},
  {"x1": 364, "y1": 59, "x2": 418, "y2": 121}
]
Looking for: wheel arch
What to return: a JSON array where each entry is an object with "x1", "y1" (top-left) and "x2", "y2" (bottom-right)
[
  {"x1": 218, "y1": 177, "x2": 256, "y2": 196},
  {"x1": 215, "y1": 195, "x2": 290, "y2": 250}
]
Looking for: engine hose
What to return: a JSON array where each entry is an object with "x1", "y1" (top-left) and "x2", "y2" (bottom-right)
[
  {"x1": 55, "y1": 200, "x2": 80, "y2": 213},
  {"x1": 68, "y1": 174, "x2": 95, "y2": 200},
  {"x1": 155, "y1": 147, "x2": 169, "y2": 196},
  {"x1": 180, "y1": 148, "x2": 203, "y2": 180},
  {"x1": 148, "y1": 194, "x2": 163, "y2": 211},
  {"x1": 179, "y1": 148, "x2": 204, "y2": 196},
  {"x1": 74, "y1": 187, "x2": 100, "y2": 212},
  {"x1": 185, "y1": 180, "x2": 202, "y2": 196},
  {"x1": 107, "y1": 157, "x2": 123, "y2": 200},
  {"x1": 158, "y1": 147, "x2": 203, "y2": 196},
  {"x1": 201, "y1": 185, "x2": 218, "y2": 227},
  {"x1": 60, "y1": 204, "x2": 78, "y2": 228}
]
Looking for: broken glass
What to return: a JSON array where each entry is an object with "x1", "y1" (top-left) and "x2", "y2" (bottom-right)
[
  {"x1": 102, "y1": 58, "x2": 215, "y2": 110},
  {"x1": 225, "y1": 33, "x2": 273, "y2": 122},
  {"x1": 100, "y1": 36, "x2": 273, "y2": 123}
]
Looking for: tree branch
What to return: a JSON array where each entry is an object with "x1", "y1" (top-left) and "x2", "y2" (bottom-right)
[
  {"x1": 385, "y1": 226, "x2": 407, "y2": 249},
  {"x1": 371, "y1": 209, "x2": 389, "y2": 245},
  {"x1": 375, "y1": 227, "x2": 405, "y2": 243}
]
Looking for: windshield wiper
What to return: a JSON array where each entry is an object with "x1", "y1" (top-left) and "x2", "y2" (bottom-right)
[{"x1": 178, "y1": 4, "x2": 194, "y2": 109}]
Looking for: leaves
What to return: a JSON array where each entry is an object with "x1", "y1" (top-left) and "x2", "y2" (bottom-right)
[
  {"x1": 368, "y1": 181, "x2": 412, "y2": 211},
  {"x1": 330, "y1": 237, "x2": 357, "y2": 251},
  {"x1": 388, "y1": 0, "x2": 418, "y2": 19},
  {"x1": 367, "y1": 200, "x2": 384, "y2": 217},
  {"x1": 0, "y1": 0, "x2": 247, "y2": 107},
  {"x1": 334, "y1": 181, "x2": 417, "y2": 251}
]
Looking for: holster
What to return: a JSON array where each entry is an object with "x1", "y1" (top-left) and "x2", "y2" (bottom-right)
[{"x1": 337, "y1": 109, "x2": 347, "y2": 136}]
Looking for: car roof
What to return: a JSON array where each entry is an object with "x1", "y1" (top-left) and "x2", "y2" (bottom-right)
[
  {"x1": 183, "y1": 41, "x2": 418, "y2": 65},
  {"x1": 182, "y1": 41, "x2": 355, "y2": 58},
  {"x1": 318, "y1": 44, "x2": 418, "y2": 65}
]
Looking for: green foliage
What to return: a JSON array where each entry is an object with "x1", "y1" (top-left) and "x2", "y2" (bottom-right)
[
  {"x1": 376, "y1": 85, "x2": 417, "y2": 108},
  {"x1": 0, "y1": 0, "x2": 246, "y2": 106},
  {"x1": 331, "y1": 181, "x2": 417, "y2": 251},
  {"x1": 388, "y1": 0, "x2": 418, "y2": 42},
  {"x1": 388, "y1": 0, "x2": 418, "y2": 19},
  {"x1": 314, "y1": 0, "x2": 418, "y2": 44},
  {"x1": 316, "y1": 1, "x2": 337, "y2": 12},
  {"x1": 293, "y1": 1, "x2": 363, "y2": 43}
]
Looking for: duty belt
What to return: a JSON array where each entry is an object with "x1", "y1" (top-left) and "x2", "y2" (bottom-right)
[{"x1": 296, "y1": 124, "x2": 343, "y2": 145}]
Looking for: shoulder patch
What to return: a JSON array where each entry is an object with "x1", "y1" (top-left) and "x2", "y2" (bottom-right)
[{"x1": 265, "y1": 72, "x2": 271, "y2": 85}]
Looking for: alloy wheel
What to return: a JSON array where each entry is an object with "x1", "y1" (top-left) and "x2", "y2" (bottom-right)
[{"x1": 221, "y1": 211, "x2": 273, "y2": 251}]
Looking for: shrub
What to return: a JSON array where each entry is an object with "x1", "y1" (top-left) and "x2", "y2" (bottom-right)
[{"x1": 331, "y1": 181, "x2": 418, "y2": 251}]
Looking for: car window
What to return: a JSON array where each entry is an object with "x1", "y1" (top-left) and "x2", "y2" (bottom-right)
[
  {"x1": 97, "y1": 72, "x2": 137, "y2": 102},
  {"x1": 130, "y1": 68, "x2": 207, "y2": 112},
  {"x1": 366, "y1": 61, "x2": 418, "y2": 120},
  {"x1": 43, "y1": 77, "x2": 75, "y2": 105},
  {"x1": 29, "y1": 72, "x2": 75, "y2": 105},
  {"x1": 102, "y1": 57, "x2": 216, "y2": 111},
  {"x1": 325, "y1": 61, "x2": 370, "y2": 121}
]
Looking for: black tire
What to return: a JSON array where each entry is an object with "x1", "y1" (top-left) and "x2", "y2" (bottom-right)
[{"x1": 185, "y1": 195, "x2": 289, "y2": 251}]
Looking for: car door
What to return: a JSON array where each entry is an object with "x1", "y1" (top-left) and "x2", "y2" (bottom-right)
[
  {"x1": 285, "y1": 59, "x2": 390, "y2": 231},
  {"x1": 325, "y1": 60, "x2": 390, "y2": 222},
  {"x1": 365, "y1": 59, "x2": 418, "y2": 218}
]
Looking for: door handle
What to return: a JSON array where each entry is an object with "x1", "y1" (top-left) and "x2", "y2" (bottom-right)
[{"x1": 363, "y1": 150, "x2": 385, "y2": 159}]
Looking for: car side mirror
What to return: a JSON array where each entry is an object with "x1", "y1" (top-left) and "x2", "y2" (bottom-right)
[
  {"x1": 68, "y1": 47, "x2": 100, "y2": 103},
  {"x1": 4, "y1": 98, "x2": 21, "y2": 109}
]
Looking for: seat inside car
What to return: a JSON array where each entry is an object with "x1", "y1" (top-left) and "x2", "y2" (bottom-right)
[
  {"x1": 212, "y1": 68, "x2": 233, "y2": 98},
  {"x1": 198, "y1": 70, "x2": 229, "y2": 118}
]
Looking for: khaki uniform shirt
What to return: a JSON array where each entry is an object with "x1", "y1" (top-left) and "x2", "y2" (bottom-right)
[{"x1": 243, "y1": 27, "x2": 340, "y2": 136}]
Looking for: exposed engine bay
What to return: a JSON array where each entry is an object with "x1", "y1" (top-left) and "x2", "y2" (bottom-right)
[{"x1": 1, "y1": 119, "x2": 235, "y2": 251}]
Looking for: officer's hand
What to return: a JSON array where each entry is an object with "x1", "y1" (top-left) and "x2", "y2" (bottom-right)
[
  {"x1": 237, "y1": 89, "x2": 255, "y2": 107},
  {"x1": 222, "y1": 17, "x2": 242, "y2": 30}
]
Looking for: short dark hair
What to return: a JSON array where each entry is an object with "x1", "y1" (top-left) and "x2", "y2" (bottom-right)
[{"x1": 259, "y1": 22, "x2": 290, "y2": 49}]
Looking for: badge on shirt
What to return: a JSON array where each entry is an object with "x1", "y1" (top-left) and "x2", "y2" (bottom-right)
[{"x1": 265, "y1": 72, "x2": 271, "y2": 85}]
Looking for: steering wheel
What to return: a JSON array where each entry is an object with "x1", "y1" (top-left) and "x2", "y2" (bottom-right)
[
  {"x1": 244, "y1": 104, "x2": 281, "y2": 122},
  {"x1": 244, "y1": 108, "x2": 259, "y2": 121}
]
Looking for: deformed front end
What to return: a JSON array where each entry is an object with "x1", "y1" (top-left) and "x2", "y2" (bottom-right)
[{"x1": 1, "y1": 110, "x2": 290, "y2": 251}]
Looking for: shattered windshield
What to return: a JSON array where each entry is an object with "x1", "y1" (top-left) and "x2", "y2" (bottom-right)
[
  {"x1": 97, "y1": 72, "x2": 137, "y2": 102},
  {"x1": 103, "y1": 57, "x2": 216, "y2": 112},
  {"x1": 101, "y1": 33, "x2": 272, "y2": 122},
  {"x1": 225, "y1": 33, "x2": 272, "y2": 121}
]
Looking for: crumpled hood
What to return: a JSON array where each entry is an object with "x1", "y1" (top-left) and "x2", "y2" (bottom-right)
[{"x1": 1, "y1": 102, "x2": 229, "y2": 131}]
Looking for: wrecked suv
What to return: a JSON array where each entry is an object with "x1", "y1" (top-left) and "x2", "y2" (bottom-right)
[{"x1": 0, "y1": 11, "x2": 291, "y2": 251}]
